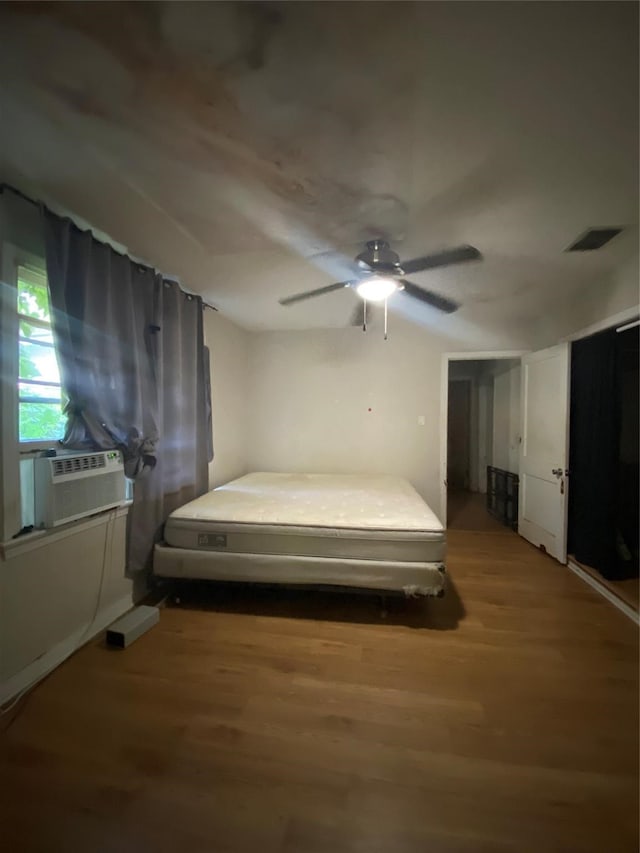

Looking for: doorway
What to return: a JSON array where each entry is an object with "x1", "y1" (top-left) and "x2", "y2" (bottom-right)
[{"x1": 444, "y1": 356, "x2": 523, "y2": 532}]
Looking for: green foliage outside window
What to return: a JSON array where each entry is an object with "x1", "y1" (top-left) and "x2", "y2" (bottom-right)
[
  {"x1": 18, "y1": 282, "x2": 50, "y2": 322},
  {"x1": 17, "y1": 267, "x2": 67, "y2": 443},
  {"x1": 19, "y1": 403, "x2": 67, "y2": 442}
]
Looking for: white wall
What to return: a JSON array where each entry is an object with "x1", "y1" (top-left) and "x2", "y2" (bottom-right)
[
  {"x1": 576, "y1": 255, "x2": 639, "y2": 332},
  {"x1": 540, "y1": 254, "x2": 639, "y2": 344},
  {"x1": 0, "y1": 507, "x2": 132, "y2": 702},
  {"x1": 448, "y1": 361, "x2": 481, "y2": 492},
  {"x1": 246, "y1": 319, "x2": 529, "y2": 515},
  {"x1": 0, "y1": 189, "x2": 44, "y2": 257},
  {"x1": 491, "y1": 359, "x2": 521, "y2": 474},
  {"x1": 204, "y1": 309, "x2": 250, "y2": 488},
  {"x1": 478, "y1": 370, "x2": 494, "y2": 492}
]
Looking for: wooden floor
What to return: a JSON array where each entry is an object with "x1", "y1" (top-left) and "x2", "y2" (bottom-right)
[
  {"x1": 447, "y1": 490, "x2": 510, "y2": 533},
  {"x1": 570, "y1": 555, "x2": 640, "y2": 613},
  {"x1": 1, "y1": 531, "x2": 638, "y2": 853}
]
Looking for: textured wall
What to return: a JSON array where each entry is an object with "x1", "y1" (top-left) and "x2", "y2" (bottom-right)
[
  {"x1": 204, "y1": 309, "x2": 250, "y2": 488},
  {"x1": 246, "y1": 318, "x2": 530, "y2": 517}
]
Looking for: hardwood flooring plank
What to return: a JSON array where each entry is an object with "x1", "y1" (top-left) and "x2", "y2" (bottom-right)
[{"x1": 1, "y1": 529, "x2": 637, "y2": 853}]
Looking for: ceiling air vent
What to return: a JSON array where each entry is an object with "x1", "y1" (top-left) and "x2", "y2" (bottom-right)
[{"x1": 566, "y1": 228, "x2": 623, "y2": 252}]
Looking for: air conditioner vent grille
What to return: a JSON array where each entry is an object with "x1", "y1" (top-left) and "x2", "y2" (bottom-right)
[{"x1": 52, "y1": 454, "x2": 107, "y2": 477}]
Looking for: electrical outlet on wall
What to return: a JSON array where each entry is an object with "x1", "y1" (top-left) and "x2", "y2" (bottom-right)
[{"x1": 418, "y1": 415, "x2": 426, "y2": 426}]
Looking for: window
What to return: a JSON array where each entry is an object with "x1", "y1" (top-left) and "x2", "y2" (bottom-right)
[
  {"x1": 1, "y1": 246, "x2": 68, "y2": 540},
  {"x1": 17, "y1": 265, "x2": 66, "y2": 443}
]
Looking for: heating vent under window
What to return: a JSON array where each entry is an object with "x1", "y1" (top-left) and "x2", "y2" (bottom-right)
[
  {"x1": 52, "y1": 454, "x2": 107, "y2": 477},
  {"x1": 34, "y1": 451, "x2": 128, "y2": 528}
]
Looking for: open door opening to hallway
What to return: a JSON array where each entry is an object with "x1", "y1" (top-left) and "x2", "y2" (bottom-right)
[{"x1": 446, "y1": 358, "x2": 522, "y2": 533}]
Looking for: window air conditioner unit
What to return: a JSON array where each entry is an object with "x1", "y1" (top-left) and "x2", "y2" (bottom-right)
[{"x1": 34, "y1": 450, "x2": 128, "y2": 528}]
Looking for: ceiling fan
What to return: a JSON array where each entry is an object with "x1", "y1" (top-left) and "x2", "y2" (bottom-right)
[{"x1": 279, "y1": 240, "x2": 482, "y2": 329}]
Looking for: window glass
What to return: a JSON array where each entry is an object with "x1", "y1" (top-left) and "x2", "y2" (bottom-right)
[{"x1": 17, "y1": 267, "x2": 66, "y2": 443}]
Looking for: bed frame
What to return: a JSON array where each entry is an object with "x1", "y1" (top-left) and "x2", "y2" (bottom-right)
[{"x1": 153, "y1": 473, "x2": 447, "y2": 598}]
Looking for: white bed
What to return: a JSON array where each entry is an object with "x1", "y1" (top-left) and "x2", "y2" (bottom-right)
[{"x1": 154, "y1": 472, "x2": 446, "y2": 597}]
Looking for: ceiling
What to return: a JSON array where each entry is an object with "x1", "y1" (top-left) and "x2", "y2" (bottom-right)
[{"x1": 0, "y1": 1, "x2": 637, "y2": 333}]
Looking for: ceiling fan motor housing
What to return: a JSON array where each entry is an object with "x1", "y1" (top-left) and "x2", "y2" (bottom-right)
[
  {"x1": 279, "y1": 238, "x2": 476, "y2": 312},
  {"x1": 356, "y1": 239, "x2": 404, "y2": 276}
]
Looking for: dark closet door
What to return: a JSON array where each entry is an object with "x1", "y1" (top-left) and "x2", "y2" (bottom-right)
[
  {"x1": 569, "y1": 328, "x2": 619, "y2": 577},
  {"x1": 569, "y1": 326, "x2": 638, "y2": 580},
  {"x1": 617, "y1": 327, "x2": 639, "y2": 571}
]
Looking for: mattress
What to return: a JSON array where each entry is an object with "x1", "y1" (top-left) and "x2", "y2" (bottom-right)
[{"x1": 163, "y1": 472, "x2": 446, "y2": 563}]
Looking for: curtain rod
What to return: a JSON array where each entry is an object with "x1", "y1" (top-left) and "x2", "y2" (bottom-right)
[{"x1": 0, "y1": 182, "x2": 218, "y2": 312}]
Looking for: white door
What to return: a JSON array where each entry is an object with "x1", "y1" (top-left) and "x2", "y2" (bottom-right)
[{"x1": 518, "y1": 343, "x2": 570, "y2": 563}]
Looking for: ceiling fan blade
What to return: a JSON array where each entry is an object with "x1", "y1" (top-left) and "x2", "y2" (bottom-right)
[
  {"x1": 399, "y1": 279, "x2": 460, "y2": 314},
  {"x1": 401, "y1": 245, "x2": 481, "y2": 275},
  {"x1": 279, "y1": 281, "x2": 351, "y2": 306}
]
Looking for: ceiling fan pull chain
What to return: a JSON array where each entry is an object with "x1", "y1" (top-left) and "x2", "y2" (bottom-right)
[
  {"x1": 363, "y1": 298, "x2": 367, "y2": 332},
  {"x1": 384, "y1": 297, "x2": 388, "y2": 340}
]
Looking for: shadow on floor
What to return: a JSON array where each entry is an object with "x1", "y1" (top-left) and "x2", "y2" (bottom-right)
[{"x1": 160, "y1": 577, "x2": 466, "y2": 631}]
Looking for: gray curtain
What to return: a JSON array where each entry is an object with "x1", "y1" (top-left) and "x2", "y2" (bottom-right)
[
  {"x1": 129, "y1": 278, "x2": 211, "y2": 571},
  {"x1": 43, "y1": 211, "x2": 211, "y2": 571}
]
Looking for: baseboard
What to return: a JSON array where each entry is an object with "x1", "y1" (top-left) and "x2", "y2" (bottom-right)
[
  {"x1": 0, "y1": 593, "x2": 133, "y2": 705},
  {"x1": 567, "y1": 561, "x2": 639, "y2": 626}
]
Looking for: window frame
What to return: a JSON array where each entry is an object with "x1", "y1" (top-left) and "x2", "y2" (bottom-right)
[
  {"x1": 0, "y1": 243, "x2": 65, "y2": 540},
  {"x1": 16, "y1": 262, "x2": 66, "y2": 447}
]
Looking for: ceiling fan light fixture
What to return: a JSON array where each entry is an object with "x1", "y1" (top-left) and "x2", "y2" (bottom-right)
[
  {"x1": 279, "y1": 239, "x2": 476, "y2": 313},
  {"x1": 356, "y1": 276, "x2": 398, "y2": 302}
]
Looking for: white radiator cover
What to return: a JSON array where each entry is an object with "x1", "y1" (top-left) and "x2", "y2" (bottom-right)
[{"x1": 34, "y1": 450, "x2": 128, "y2": 528}]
